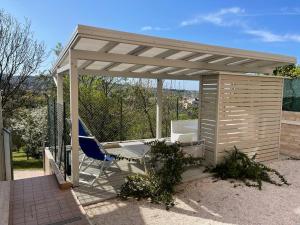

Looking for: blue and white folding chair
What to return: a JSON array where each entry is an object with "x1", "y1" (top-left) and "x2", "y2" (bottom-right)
[{"x1": 79, "y1": 135, "x2": 120, "y2": 186}]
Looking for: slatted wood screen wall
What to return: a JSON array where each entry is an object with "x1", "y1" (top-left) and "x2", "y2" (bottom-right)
[
  {"x1": 200, "y1": 75, "x2": 219, "y2": 164},
  {"x1": 200, "y1": 73, "x2": 283, "y2": 165}
]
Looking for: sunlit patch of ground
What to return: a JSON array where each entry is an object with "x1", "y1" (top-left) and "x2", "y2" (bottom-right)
[{"x1": 85, "y1": 158, "x2": 300, "y2": 225}]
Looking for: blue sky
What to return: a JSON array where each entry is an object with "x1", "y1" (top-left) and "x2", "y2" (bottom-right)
[{"x1": 2, "y1": 0, "x2": 300, "y2": 90}]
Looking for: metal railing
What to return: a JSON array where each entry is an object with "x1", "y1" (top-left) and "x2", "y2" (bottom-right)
[{"x1": 47, "y1": 97, "x2": 69, "y2": 179}]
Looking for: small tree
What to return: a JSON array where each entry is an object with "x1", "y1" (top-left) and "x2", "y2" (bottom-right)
[
  {"x1": 0, "y1": 10, "x2": 46, "y2": 119},
  {"x1": 273, "y1": 64, "x2": 300, "y2": 78},
  {"x1": 10, "y1": 107, "x2": 47, "y2": 159}
]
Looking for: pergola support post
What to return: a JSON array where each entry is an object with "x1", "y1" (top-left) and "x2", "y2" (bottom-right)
[
  {"x1": 69, "y1": 50, "x2": 79, "y2": 186},
  {"x1": 57, "y1": 74, "x2": 64, "y2": 104},
  {"x1": 57, "y1": 74, "x2": 64, "y2": 152},
  {"x1": 156, "y1": 78, "x2": 163, "y2": 139},
  {"x1": 197, "y1": 77, "x2": 202, "y2": 141}
]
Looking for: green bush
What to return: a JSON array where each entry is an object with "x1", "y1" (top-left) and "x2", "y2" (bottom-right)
[
  {"x1": 211, "y1": 146, "x2": 289, "y2": 189},
  {"x1": 10, "y1": 107, "x2": 47, "y2": 159},
  {"x1": 119, "y1": 140, "x2": 203, "y2": 209}
]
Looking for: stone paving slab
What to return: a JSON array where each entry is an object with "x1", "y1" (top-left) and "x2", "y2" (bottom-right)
[
  {"x1": 9, "y1": 175, "x2": 90, "y2": 225},
  {"x1": 14, "y1": 170, "x2": 44, "y2": 180},
  {"x1": 0, "y1": 181, "x2": 11, "y2": 225},
  {"x1": 74, "y1": 159, "x2": 144, "y2": 206}
]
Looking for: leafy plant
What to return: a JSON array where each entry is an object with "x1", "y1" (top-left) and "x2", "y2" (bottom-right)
[
  {"x1": 273, "y1": 64, "x2": 300, "y2": 78},
  {"x1": 119, "y1": 140, "x2": 203, "y2": 209},
  {"x1": 10, "y1": 107, "x2": 47, "y2": 159},
  {"x1": 210, "y1": 146, "x2": 289, "y2": 190}
]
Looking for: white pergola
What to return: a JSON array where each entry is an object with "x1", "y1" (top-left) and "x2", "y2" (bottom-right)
[{"x1": 52, "y1": 25, "x2": 296, "y2": 186}]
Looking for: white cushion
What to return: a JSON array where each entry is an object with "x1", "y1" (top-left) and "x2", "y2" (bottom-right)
[{"x1": 171, "y1": 119, "x2": 198, "y2": 143}]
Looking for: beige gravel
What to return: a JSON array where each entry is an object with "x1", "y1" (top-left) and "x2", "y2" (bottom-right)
[{"x1": 85, "y1": 158, "x2": 300, "y2": 225}]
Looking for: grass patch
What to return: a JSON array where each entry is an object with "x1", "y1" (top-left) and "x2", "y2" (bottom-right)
[{"x1": 13, "y1": 150, "x2": 43, "y2": 170}]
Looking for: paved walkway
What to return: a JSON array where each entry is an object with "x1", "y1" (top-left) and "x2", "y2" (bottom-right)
[
  {"x1": 14, "y1": 169, "x2": 45, "y2": 180},
  {"x1": 9, "y1": 175, "x2": 89, "y2": 225}
]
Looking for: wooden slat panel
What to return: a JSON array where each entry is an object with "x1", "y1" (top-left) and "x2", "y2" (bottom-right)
[
  {"x1": 200, "y1": 75, "x2": 218, "y2": 164},
  {"x1": 221, "y1": 84, "x2": 282, "y2": 90},
  {"x1": 216, "y1": 74, "x2": 283, "y2": 164},
  {"x1": 217, "y1": 138, "x2": 280, "y2": 151},
  {"x1": 218, "y1": 145, "x2": 279, "y2": 157},
  {"x1": 221, "y1": 89, "x2": 283, "y2": 94}
]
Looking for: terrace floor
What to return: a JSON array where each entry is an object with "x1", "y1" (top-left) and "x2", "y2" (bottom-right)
[
  {"x1": 84, "y1": 154, "x2": 300, "y2": 225},
  {"x1": 9, "y1": 175, "x2": 89, "y2": 225},
  {"x1": 73, "y1": 145, "x2": 207, "y2": 206}
]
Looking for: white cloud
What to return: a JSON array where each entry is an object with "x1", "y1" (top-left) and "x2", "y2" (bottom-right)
[
  {"x1": 279, "y1": 7, "x2": 300, "y2": 16},
  {"x1": 245, "y1": 29, "x2": 300, "y2": 43},
  {"x1": 141, "y1": 26, "x2": 170, "y2": 31},
  {"x1": 245, "y1": 29, "x2": 284, "y2": 42},
  {"x1": 180, "y1": 7, "x2": 245, "y2": 27},
  {"x1": 180, "y1": 7, "x2": 300, "y2": 43}
]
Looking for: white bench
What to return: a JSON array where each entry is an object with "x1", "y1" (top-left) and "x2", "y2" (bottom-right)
[{"x1": 171, "y1": 119, "x2": 198, "y2": 143}]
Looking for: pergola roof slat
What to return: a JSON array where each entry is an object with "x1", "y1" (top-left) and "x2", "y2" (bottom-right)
[
  {"x1": 52, "y1": 25, "x2": 297, "y2": 79},
  {"x1": 71, "y1": 49, "x2": 274, "y2": 74}
]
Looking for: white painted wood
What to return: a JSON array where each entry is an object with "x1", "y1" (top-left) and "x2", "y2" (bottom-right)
[
  {"x1": 216, "y1": 74, "x2": 283, "y2": 163},
  {"x1": 79, "y1": 69, "x2": 201, "y2": 80},
  {"x1": 200, "y1": 75, "x2": 219, "y2": 165},
  {"x1": 278, "y1": 79, "x2": 284, "y2": 160},
  {"x1": 57, "y1": 74, "x2": 64, "y2": 158},
  {"x1": 71, "y1": 49, "x2": 272, "y2": 74},
  {"x1": 52, "y1": 25, "x2": 295, "y2": 76},
  {"x1": 197, "y1": 78, "x2": 202, "y2": 141},
  {"x1": 57, "y1": 74, "x2": 64, "y2": 104},
  {"x1": 3, "y1": 129, "x2": 12, "y2": 181},
  {"x1": 69, "y1": 50, "x2": 79, "y2": 186},
  {"x1": 156, "y1": 79, "x2": 163, "y2": 139},
  {"x1": 76, "y1": 25, "x2": 295, "y2": 62},
  {"x1": 215, "y1": 75, "x2": 221, "y2": 164},
  {"x1": 0, "y1": 92, "x2": 4, "y2": 181},
  {"x1": 57, "y1": 64, "x2": 70, "y2": 74}
]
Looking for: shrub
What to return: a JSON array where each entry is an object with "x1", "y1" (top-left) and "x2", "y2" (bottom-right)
[
  {"x1": 10, "y1": 107, "x2": 47, "y2": 159},
  {"x1": 210, "y1": 146, "x2": 289, "y2": 189},
  {"x1": 119, "y1": 140, "x2": 203, "y2": 209}
]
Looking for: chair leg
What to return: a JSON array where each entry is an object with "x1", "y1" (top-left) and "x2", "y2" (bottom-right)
[
  {"x1": 142, "y1": 157, "x2": 148, "y2": 174},
  {"x1": 79, "y1": 155, "x2": 86, "y2": 170},
  {"x1": 112, "y1": 160, "x2": 121, "y2": 170},
  {"x1": 82, "y1": 159, "x2": 95, "y2": 172},
  {"x1": 91, "y1": 161, "x2": 107, "y2": 186}
]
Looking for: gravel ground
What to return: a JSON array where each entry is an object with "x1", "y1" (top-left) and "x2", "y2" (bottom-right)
[{"x1": 85, "y1": 158, "x2": 300, "y2": 225}]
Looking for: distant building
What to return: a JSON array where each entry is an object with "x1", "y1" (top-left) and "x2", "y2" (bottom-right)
[{"x1": 181, "y1": 97, "x2": 199, "y2": 109}]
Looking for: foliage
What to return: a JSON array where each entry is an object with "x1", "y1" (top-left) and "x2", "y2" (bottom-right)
[
  {"x1": 78, "y1": 76, "x2": 130, "y2": 142},
  {"x1": 0, "y1": 9, "x2": 46, "y2": 118},
  {"x1": 68, "y1": 75, "x2": 198, "y2": 142},
  {"x1": 10, "y1": 107, "x2": 47, "y2": 159},
  {"x1": 53, "y1": 42, "x2": 63, "y2": 57},
  {"x1": 273, "y1": 64, "x2": 300, "y2": 78},
  {"x1": 13, "y1": 148, "x2": 43, "y2": 169},
  {"x1": 119, "y1": 140, "x2": 203, "y2": 209},
  {"x1": 210, "y1": 146, "x2": 289, "y2": 190}
]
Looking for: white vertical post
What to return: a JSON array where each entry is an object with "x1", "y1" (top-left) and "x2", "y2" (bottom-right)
[
  {"x1": 197, "y1": 77, "x2": 202, "y2": 141},
  {"x1": 57, "y1": 74, "x2": 64, "y2": 104},
  {"x1": 0, "y1": 92, "x2": 5, "y2": 181},
  {"x1": 3, "y1": 129, "x2": 12, "y2": 181},
  {"x1": 69, "y1": 50, "x2": 79, "y2": 186},
  {"x1": 156, "y1": 78, "x2": 163, "y2": 139},
  {"x1": 57, "y1": 74, "x2": 64, "y2": 154}
]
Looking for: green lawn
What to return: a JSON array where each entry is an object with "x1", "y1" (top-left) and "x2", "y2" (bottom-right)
[{"x1": 12, "y1": 150, "x2": 43, "y2": 170}]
